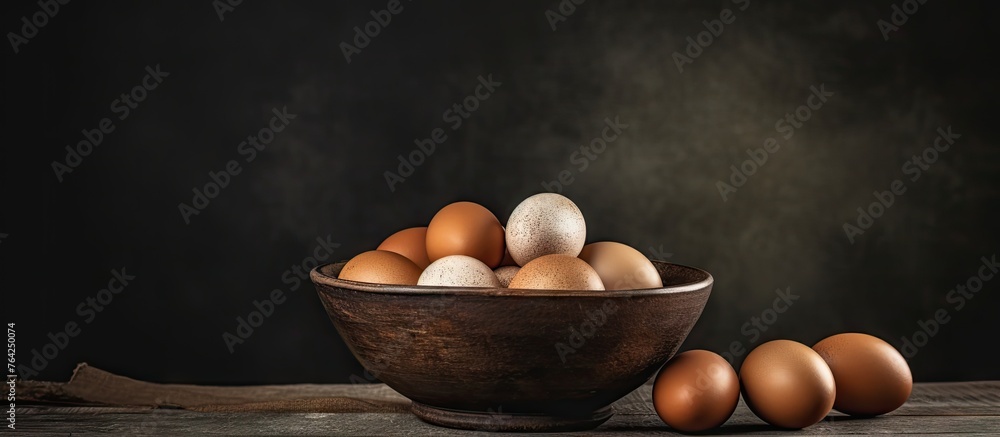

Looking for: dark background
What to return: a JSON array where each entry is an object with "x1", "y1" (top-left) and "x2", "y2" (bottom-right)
[{"x1": 2, "y1": 0, "x2": 998, "y2": 385}]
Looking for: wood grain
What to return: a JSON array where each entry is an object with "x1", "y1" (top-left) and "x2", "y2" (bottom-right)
[{"x1": 16, "y1": 381, "x2": 999, "y2": 435}]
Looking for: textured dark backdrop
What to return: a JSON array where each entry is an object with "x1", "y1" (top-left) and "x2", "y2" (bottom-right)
[{"x1": 2, "y1": 1, "x2": 998, "y2": 385}]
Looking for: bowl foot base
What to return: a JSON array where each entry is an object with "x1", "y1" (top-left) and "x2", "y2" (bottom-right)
[{"x1": 410, "y1": 402, "x2": 613, "y2": 432}]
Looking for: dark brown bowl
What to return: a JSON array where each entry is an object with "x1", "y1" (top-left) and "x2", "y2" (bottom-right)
[{"x1": 311, "y1": 260, "x2": 712, "y2": 432}]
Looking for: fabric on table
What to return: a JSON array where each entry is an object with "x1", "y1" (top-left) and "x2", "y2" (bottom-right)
[{"x1": 17, "y1": 363, "x2": 410, "y2": 413}]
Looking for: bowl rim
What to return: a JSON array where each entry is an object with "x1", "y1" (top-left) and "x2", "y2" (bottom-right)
[{"x1": 310, "y1": 260, "x2": 713, "y2": 297}]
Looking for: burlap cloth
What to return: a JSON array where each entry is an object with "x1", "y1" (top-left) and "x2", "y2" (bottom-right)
[{"x1": 17, "y1": 363, "x2": 410, "y2": 413}]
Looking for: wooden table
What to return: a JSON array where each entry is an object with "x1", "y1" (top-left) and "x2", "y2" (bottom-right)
[{"x1": 16, "y1": 381, "x2": 999, "y2": 435}]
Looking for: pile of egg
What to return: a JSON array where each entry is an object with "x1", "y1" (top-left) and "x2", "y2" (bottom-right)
[
  {"x1": 651, "y1": 333, "x2": 913, "y2": 432},
  {"x1": 338, "y1": 193, "x2": 663, "y2": 291},
  {"x1": 337, "y1": 193, "x2": 914, "y2": 433}
]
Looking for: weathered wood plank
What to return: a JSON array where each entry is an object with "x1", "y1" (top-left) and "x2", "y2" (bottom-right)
[
  {"x1": 15, "y1": 382, "x2": 1000, "y2": 434},
  {"x1": 12, "y1": 408, "x2": 1000, "y2": 435}
]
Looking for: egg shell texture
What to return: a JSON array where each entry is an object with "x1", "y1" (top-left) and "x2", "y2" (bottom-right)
[
  {"x1": 653, "y1": 350, "x2": 740, "y2": 432},
  {"x1": 505, "y1": 193, "x2": 586, "y2": 266},
  {"x1": 418, "y1": 255, "x2": 501, "y2": 288},
  {"x1": 813, "y1": 333, "x2": 912, "y2": 416},
  {"x1": 507, "y1": 254, "x2": 604, "y2": 291},
  {"x1": 740, "y1": 340, "x2": 836, "y2": 429},
  {"x1": 338, "y1": 250, "x2": 422, "y2": 285},
  {"x1": 426, "y1": 202, "x2": 506, "y2": 268},
  {"x1": 493, "y1": 266, "x2": 520, "y2": 288},
  {"x1": 579, "y1": 241, "x2": 662, "y2": 290},
  {"x1": 377, "y1": 227, "x2": 431, "y2": 269}
]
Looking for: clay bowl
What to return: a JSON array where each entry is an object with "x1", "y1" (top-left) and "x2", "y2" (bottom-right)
[{"x1": 311, "y1": 260, "x2": 712, "y2": 432}]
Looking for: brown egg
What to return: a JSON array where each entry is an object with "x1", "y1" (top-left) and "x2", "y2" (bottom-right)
[
  {"x1": 579, "y1": 241, "x2": 662, "y2": 290},
  {"x1": 740, "y1": 340, "x2": 836, "y2": 429},
  {"x1": 417, "y1": 255, "x2": 501, "y2": 288},
  {"x1": 505, "y1": 193, "x2": 587, "y2": 266},
  {"x1": 377, "y1": 227, "x2": 430, "y2": 269},
  {"x1": 813, "y1": 333, "x2": 912, "y2": 416},
  {"x1": 338, "y1": 250, "x2": 421, "y2": 285},
  {"x1": 426, "y1": 201, "x2": 505, "y2": 268},
  {"x1": 493, "y1": 266, "x2": 520, "y2": 287},
  {"x1": 507, "y1": 254, "x2": 604, "y2": 291},
  {"x1": 653, "y1": 350, "x2": 740, "y2": 432}
]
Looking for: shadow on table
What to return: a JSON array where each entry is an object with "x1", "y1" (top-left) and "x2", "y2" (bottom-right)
[
  {"x1": 611, "y1": 415, "x2": 883, "y2": 434},
  {"x1": 823, "y1": 414, "x2": 886, "y2": 422},
  {"x1": 606, "y1": 424, "x2": 784, "y2": 434}
]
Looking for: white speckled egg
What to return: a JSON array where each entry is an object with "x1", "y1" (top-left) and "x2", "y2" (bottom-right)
[
  {"x1": 417, "y1": 255, "x2": 502, "y2": 287},
  {"x1": 505, "y1": 193, "x2": 587, "y2": 266},
  {"x1": 493, "y1": 266, "x2": 520, "y2": 287}
]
